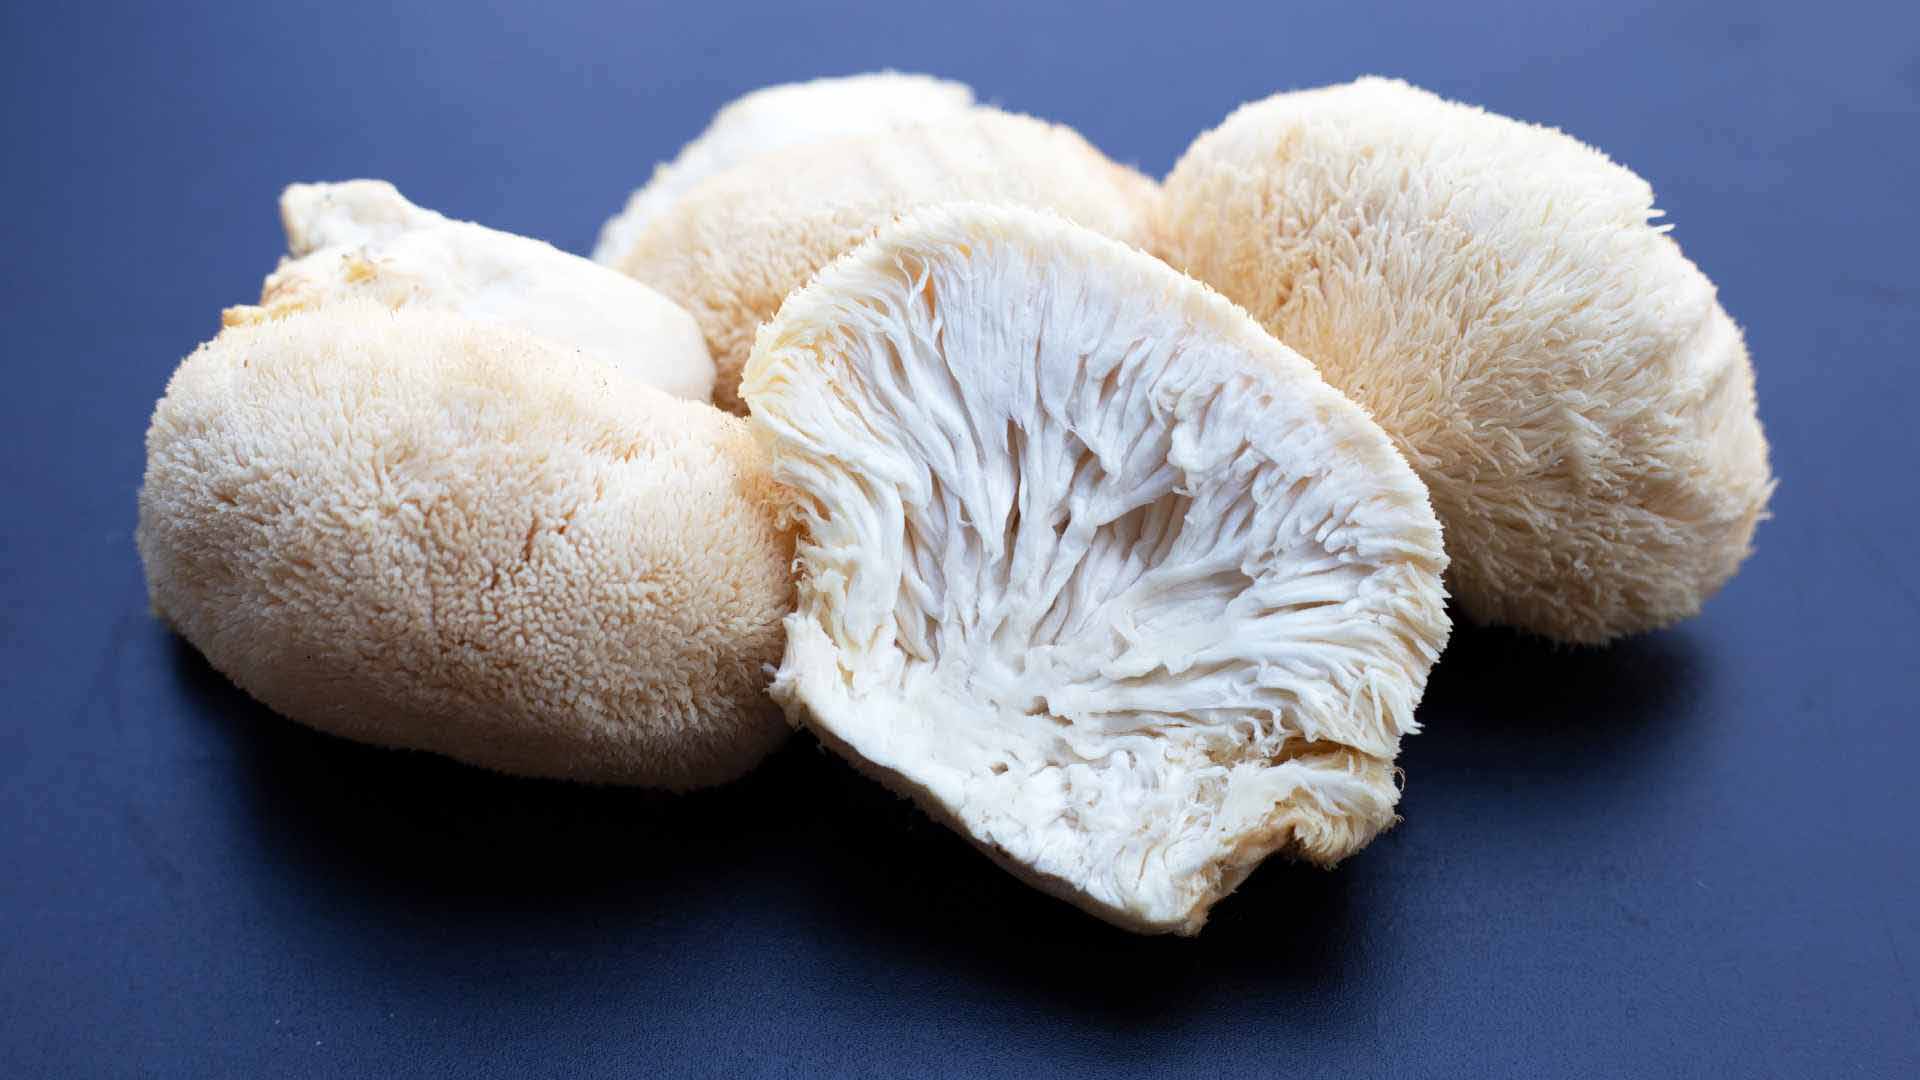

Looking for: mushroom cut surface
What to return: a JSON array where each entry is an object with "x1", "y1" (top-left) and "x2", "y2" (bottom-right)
[{"x1": 744, "y1": 204, "x2": 1450, "y2": 935}]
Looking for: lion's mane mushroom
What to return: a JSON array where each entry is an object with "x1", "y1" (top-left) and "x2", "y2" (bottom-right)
[
  {"x1": 1158, "y1": 77, "x2": 1775, "y2": 643},
  {"x1": 743, "y1": 204, "x2": 1450, "y2": 935},
  {"x1": 593, "y1": 72, "x2": 979, "y2": 266},
  {"x1": 610, "y1": 108, "x2": 1158, "y2": 414},
  {"x1": 138, "y1": 301, "x2": 793, "y2": 788},
  {"x1": 231, "y1": 180, "x2": 715, "y2": 402}
]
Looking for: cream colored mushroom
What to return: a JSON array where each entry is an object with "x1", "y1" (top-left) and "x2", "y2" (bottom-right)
[
  {"x1": 613, "y1": 108, "x2": 1159, "y2": 414},
  {"x1": 592, "y1": 72, "x2": 978, "y2": 266},
  {"x1": 232, "y1": 180, "x2": 715, "y2": 401},
  {"x1": 744, "y1": 204, "x2": 1450, "y2": 935},
  {"x1": 1158, "y1": 77, "x2": 1774, "y2": 643},
  {"x1": 279, "y1": 178, "x2": 448, "y2": 255},
  {"x1": 138, "y1": 301, "x2": 792, "y2": 788}
]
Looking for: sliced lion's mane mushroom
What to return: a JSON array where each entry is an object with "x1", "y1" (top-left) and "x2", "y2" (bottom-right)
[{"x1": 744, "y1": 204, "x2": 1449, "y2": 935}]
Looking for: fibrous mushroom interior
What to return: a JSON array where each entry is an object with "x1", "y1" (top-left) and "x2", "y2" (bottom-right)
[{"x1": 745, "y1": 205, "x2": 1448, "y2": 935}]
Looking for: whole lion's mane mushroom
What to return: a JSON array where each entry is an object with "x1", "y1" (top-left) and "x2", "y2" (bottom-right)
[
  {"x1": 744, "y1": 204, "x2": 1450, "y2": 935},
  {"x1": 1158, "y1": 77, "x2": 1775, "y2": 643},
  {"x1": 593, "y1": 72, "x2": 979, "y2": 267},
  {"x1": 607, "y1": 108, "x2": 1159, "y2": 415},
  {"x1": 138, "y1": 301, "x2": 793, "y2": 788},
  {"x1": 238, "y1": 179, "x2": 716, "y2": 402}
]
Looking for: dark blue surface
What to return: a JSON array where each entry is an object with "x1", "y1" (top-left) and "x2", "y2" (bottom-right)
[{"x1": 3, "y1": 1, "x2": 1917, "y2": 1075}]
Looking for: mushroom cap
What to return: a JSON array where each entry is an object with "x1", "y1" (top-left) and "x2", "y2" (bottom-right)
[
  {"x1": 235, "y1": 180, "x2": 715, "y2": 402},
  {"x1": 280, "y1": 178, "x2": 449, "y2": 256},
  {"x1": 743, "y1": 204, "x2": 1449, "y2": 935},
  {"x1": 617, "y1": 108, "x2": 1159, "y2": 414},
  {"x1": 1158, "y1": 77, "x2": 1775, "y2": 643},
  {"x1": 592, "y1": 72, "x2": 978, "y2": 266},
  {"x1": 138, "y1": 301, "x2": 793, "y2": 788}
]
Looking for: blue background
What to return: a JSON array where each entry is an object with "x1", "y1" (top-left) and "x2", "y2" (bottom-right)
[{"x1": 4, "y1": 1, "x2": 1917, "y2": 1075}]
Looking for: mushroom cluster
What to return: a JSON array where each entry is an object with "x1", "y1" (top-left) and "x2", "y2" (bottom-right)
[{"x1": 140, "y1": 74, "x2": 1771, "y2": 934}]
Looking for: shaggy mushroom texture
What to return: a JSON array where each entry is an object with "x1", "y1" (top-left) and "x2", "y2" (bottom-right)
[
  {"x1": 1158, "y1": 77, "x2": 1774, "y2": 643},
  {"x1": 744, "y1": 204, "x2": 1449, "y2": 935},
  {"x1": 592, "y1": 72, "x2": 978, "y2": 267},
  {"x1": 233, "y1": 180, "x2": 715, "y2": 401},
  {"x1": 614, "y1": 108, "x2": 1158, "y2": 414},
  {"x1": 138, "y1": 301, "x2": 793, "y2": 788}
]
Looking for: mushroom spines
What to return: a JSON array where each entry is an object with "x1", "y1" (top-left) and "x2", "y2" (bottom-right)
[
  {"x1": 1160, "y1": 77, "x2": 1773, "y2": 643},
  {"x1": 138, "y1": 301, "x2": 792, "y2": 788},
  {"x1": 592, "y1": 71, "x2": 980, "y2": 266}
]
